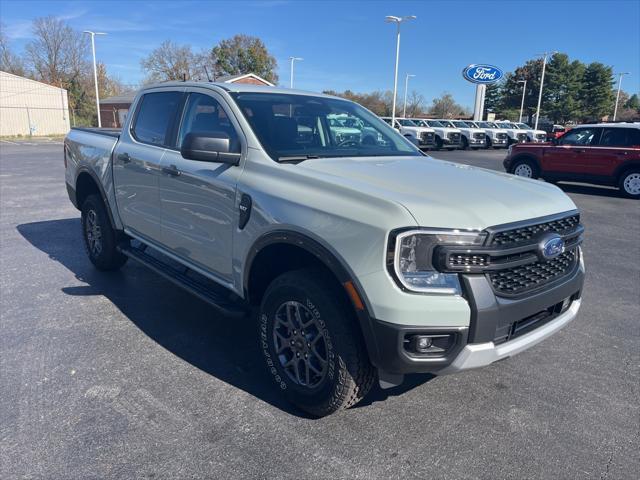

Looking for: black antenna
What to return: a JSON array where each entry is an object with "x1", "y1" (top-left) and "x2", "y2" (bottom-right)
[{"x1": 203, "y1": 65, "x2": 212, "y2": 82}]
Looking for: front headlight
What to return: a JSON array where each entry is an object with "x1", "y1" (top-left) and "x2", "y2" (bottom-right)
[{"x1": 390, "y1": 230, "x2": 486, "y2": 295}]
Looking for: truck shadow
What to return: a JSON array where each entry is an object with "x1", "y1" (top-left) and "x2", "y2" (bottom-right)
[{"x1": 17, "y1": 218, "x2": 432, "y2": 418}]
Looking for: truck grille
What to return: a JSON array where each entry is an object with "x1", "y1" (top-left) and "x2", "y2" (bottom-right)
[
  {"x1": 447, "y1": 132, "x2": 461, "y2": 142},
  {"x1": 435, "y1": 212, "x2": 583, "y2": 297},
  {"x1": 517, "y1": 133, "x2": 527, "y2": 142},
  {"x1": 490, "y1": 214, "x2": 580, "y2": 246},
  {"x1": 421, "y1": 132, "x2": 435, "y2": 143},
  {"x1": 488, "y1": 249, "x2": 579, "y2": 295},
  {"x1": 497, "y1": 133, "x2": 508, "y2": 139},
  {"x1": 536, "y1": 133, "x2": 546, "y2": 140},
  {"x1": 473, "y1": 132, "x2": 485, "y2": 139}
]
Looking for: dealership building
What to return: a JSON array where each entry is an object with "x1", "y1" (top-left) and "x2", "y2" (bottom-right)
[{"x1": 0, "y1": 71, "x2": 71, "y2": 136}]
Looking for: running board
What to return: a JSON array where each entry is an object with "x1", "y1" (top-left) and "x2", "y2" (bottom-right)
[{"x1": 118, "y1": 243, "x2": 248, "y2": 318}]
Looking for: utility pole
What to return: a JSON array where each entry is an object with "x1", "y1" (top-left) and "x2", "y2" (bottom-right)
[
  {"x1": 289, "y1": 56, "x2": 303, "y2": 88},
  {"x1": 385, "y1": 15, "x2": 416, "y2": 127},
  {"x1": 613, "y1": 72, "x2": 630, "y2": 121},
  {"x1": 517, "y1": 79, "x2": 527, "y2": 123},
  {"x1": 534, "y1": 51, "x2": 557, "y2": 130},
  {"x1": 83, "y1": 31, "x2": 107, "y2": 127},
  {"x1": 402, "y1": 74, "x2": 415, "y2": 118}
]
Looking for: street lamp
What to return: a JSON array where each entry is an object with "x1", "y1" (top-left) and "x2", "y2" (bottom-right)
[
  {"x1": 533, "y1": 51, "x2": 557, "y2": 130},
  {"x1": 517, "y1": 79, "x2": 527, "y2": 123},
  {"x1": 402, "y1": 74, "x2": 415, "y2": 118},
  {"x1": 289, "y1": 56, "x2": 303, "y2": 88},
  {"x1": 83, "y1": 31, "x2": 107, "y2": 128},
  {"x1": 613, "y1": 72, "x2": 630, "y2": 121},
  {"x1": 385, "y1": 15, "x2": 416, "y2": 127}
]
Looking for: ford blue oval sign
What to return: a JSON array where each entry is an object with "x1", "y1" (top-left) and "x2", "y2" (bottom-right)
[{"x1": 462, "y1": 64, "x2": 503, "y2": 84}]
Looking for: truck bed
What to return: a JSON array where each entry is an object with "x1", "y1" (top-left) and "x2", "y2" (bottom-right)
[{"x1": 71, "y1": 127, "x2": 121, "y2": 138}]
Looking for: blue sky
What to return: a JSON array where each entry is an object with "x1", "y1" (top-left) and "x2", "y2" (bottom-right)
[{"x1": 2, "y1": 0, "x2": 639, "y2": 108}]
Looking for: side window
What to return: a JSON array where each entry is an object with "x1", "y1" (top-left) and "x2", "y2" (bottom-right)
[
  {"x1": 178, "y1": 93, "x2": 240, "y2": 152},
  {"x1": 627, "y1": 128, "x2": 640, "y2": 146},
  {"x1": 559, "y1": 128, "x2": 599, "y2": 146},
  {"x1": 132, "y1": 91, "x2": 182, "y2": 146},
  {"x1": 600, "y1": 128, "x2": 628, "y2": 147}
]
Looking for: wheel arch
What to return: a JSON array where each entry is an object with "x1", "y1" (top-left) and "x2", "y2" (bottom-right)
[
  {"x1": 243, "y1": 230, "x2": 381, "y2": 364},
  {"x1": 614, "y1": 161, "x2": 640, "y2": 182},
  {"x1": 75, "y1": 168, "x2": 117, "y2": 229},
  {"x1": 510, "y1": 153, "x2": 541, "y2": 173}
]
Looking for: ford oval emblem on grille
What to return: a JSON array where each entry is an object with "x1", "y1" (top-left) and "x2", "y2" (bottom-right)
[{"x1": 539, "y1": 234, "x2": 565, "y2": 260}]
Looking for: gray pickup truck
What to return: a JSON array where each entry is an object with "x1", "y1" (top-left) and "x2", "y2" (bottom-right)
[{"x1": 64, "y1": 82, "x2": 585, "y2": 417}]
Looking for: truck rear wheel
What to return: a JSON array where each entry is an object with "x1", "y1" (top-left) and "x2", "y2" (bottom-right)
[
  {"x1": 81, "y1": 194, "x2": 128, "y2": 271},
  {"x1": 258, "y1": 269, "x2": 374, "y2": 417}
]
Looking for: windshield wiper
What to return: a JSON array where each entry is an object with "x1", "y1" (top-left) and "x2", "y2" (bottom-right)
[{"x1": 277, "y1": 155, "x2": 321, "y2": 163}]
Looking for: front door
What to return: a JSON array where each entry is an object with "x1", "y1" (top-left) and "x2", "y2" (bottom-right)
[
  {"x1": 158, "y1": 90, "x2": 242, "y2": 282},
  {"x1": 541, "y1": 127, "x2": 601, "y2": 173},
  {"x1": 113, "y1": 90, "x2": 183, "y2": 241}
]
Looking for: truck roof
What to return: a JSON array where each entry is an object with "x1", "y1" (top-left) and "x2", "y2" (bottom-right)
[{"x1": 141, "y1": 80, "x2": 339, "y2": 99}]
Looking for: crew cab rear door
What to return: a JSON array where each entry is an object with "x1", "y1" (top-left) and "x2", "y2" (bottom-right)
[
  {"x1": 157, "y1": 88, "x2": 243, "y2": 282},
  {"x1": 113, "y1": 88, "x2": 184, "y2": 241},
  {"x1": 589, "y1": 127, "x2": 640, "y2": 176}
]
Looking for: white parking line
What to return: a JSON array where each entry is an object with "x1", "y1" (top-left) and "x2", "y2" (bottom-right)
[{"x1": 1, "y1": 140, "x2": 19, "y2": 145}]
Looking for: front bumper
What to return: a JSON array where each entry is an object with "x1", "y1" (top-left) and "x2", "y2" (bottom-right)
[
  {"x1": 469, "y1": 137, "x2": 486, "y2": 146},
  {"x1": 491, "y1": 138, "x2": 509, "y2": 148},
  {"x1": 366, "y1": 256, "x2": 584, "y2": 377},
  {"x1": 442, "y1": 138, "x2": 463, "y2": 148}
]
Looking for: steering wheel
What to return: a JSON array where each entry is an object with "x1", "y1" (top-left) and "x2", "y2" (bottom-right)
[{"x1": 337, "y1": 139, "x2": 360, "y2": 148}]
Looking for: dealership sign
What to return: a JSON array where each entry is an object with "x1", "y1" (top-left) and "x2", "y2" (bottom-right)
[{"x1": 462, "y1": 64, "x2": 503, "y2": 84}]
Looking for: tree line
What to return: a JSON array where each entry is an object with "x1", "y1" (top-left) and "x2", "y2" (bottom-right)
[
  {"x1": 1, "y1": 17, "x2": 279, "y2": 126},
  {"x1": 485, "y1": 52, "x2": 639, "y2": 124}
]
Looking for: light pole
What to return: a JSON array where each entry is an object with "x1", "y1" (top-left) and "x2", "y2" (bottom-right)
[
  {"x1": 402, "y1": 74, "x2": 415, "y2": 118},
  {"x1": 289, "y1": 56, "x2": 303, "y2": 88},
  {"x1": 517, "y1": 79, "x2": 527, "y2": 123},
  {"x1": 83, "y1": 31, "x2": 107, "y2": 128},
  {"x1": 385, "y1": 15, "x2": 416, "y2": 127},
  {"x1": 613, "y1": 72, "x2": 630, "y2": 121},
  {"x1": 533, "y1": 51, "x2": 557, "y2": 130}
]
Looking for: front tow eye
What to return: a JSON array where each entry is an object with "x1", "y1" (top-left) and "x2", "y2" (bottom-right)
[{"x1": 238, "y1": 193, "x2": 252, "y2": 230}]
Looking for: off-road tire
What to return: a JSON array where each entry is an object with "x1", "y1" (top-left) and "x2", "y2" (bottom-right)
[
  {"x1": 81, "y1": 194, "x2": 128, "y2": 271},
  {"x1": 259, "y1": 269, "x2": 375, "y2": 417},
  {"x1": 461, "y1": 136, "x2": 469, "y2": 150}
]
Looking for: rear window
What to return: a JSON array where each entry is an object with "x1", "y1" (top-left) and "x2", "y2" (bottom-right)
[{"x1": 132, "y1": 91, "x2": 182, "y2": 146}]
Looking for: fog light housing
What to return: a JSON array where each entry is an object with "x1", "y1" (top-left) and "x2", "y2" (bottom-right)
[{"x1": 406, "y1": 334, "x2": 455, "y2": 356}]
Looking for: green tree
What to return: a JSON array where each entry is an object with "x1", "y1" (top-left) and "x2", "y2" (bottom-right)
[
  {"x1": 545, "y1": 53, "x2": 584, "y2": 123},
  {"x1": 500, "y1": 60, "x2": 544, "y2": 123},
  {"x1": 579, "y1": 62, "x2": 614, "y2": 121},
  {"x1": 484, "y1": 82, "x2": 502, "y2": 114},
  {"x1": 625, "y1": 93, "x2": 640, "y2": 110},
  {"x1": 211, "y1": 34, "x2": 278, "y2": 84}
]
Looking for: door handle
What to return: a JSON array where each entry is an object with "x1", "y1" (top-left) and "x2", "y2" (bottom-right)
[
  {"x1": 162, "y1": 164, "x2": 181, "y2": 177},
  {"x1": 117, "y1": 152, "x2": 131, "y2": 163},
  {"x1": 617, "y1": 150, "x2": 628, "y2": 155},
  {"x1": 575, "y1": 149, "x2": 586, "y2": 153}
]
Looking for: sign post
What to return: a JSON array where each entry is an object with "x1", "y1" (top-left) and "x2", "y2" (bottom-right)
[{"x1": 462, "y1": 64, "x2": 503, "y2": 121}]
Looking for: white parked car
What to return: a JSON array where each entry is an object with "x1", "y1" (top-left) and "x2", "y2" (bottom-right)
[
  {"x1": 514, "y1": 122, "x2": 548, "y2": 142},
  {"x1": 494, "y1": 121, "x2": 528, "y2": 144},
  {"x1": 381, "y1": 117, "x2": 436, "y2": 149},
  {"x1": 440, "y1": 119, "x2": 487, "y2": 150},
  {"x1": 415, "y1": 119, "x2": 463, "y2": 150},
  {"x1": 467, "y1": 121, "x2": 509, "y2": 149}
]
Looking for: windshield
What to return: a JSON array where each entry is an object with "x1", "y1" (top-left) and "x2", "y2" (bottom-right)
[
  {"x1": 426, "y1": 120, "x2": 445, "y2": 128},
  {"x1": 398, "y1": 119, "x2": 418, "y2": 127},
  {"x1": 438, "y1": 120, "x2": 455, "y2": 128},
  {"x1": 452, "y1": 121, "x2": 471, "y2": 128},
  {"x1": 231, "y1": 93, "x2": 421, "y2": 160},
  {"x1": 500, "y1": 122, "x2": 517, "y2": 129},
  {"x1": 516, "y1": 123, "x2": 531, "y2": 129},
  {"x1": 477, "y1": 122, "x2": 493, "y2": 128}
]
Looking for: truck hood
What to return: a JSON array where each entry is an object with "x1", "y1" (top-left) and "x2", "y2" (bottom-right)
[
  {"x1": 299, "y1": 156, "x2": 575, "y2": 230},
  {"x1": 403, "y1": 126, "x2": 435, "y2": 134}
]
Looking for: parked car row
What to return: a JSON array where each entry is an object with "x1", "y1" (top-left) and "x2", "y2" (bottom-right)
[{"x1": 380, "y1": 116, "x2": 548, "y2": 151}]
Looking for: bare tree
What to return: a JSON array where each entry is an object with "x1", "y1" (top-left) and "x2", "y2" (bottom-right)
[
  {"x1": 0, "y1": 23, "x2": 27, "y2": 76},
  {"x1": 140, "y1": 40, "x2": 206, "y2": 83},
  {"x1": 405, "y1": 90, "x2": 426, "y2": 118},
  {"x1": 25, "y1": 16, "x2": 88, "y2": 86},
  {"x1": 429, "y1": 92, "x2": 467, "y2": 118}
]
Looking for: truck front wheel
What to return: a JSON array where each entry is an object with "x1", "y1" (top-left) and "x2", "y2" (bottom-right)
[
  {"x1": 81, "y1": 194, "x2": 128, "y2": 271},
  {"x1": 258, "y1": 269, "x2": 374, "y2": 417},
  {"x1": 509, "y1": 158, "x2": 539, "y2": 179}
]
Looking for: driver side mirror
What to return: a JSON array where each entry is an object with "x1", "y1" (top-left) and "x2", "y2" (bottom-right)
[{"x1": 181, "y1": 132, "x2": 241, "y2": 165}]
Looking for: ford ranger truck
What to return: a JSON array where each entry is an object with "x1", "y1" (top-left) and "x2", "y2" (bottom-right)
[
  {"x1": 468, "y1": 120, "x2": 509, "y2": 149},
  {"x1": 64, "y1": 83, "x2": 585, "y2": 417},
  {"x1": 381, "y1": 117, "x2": 436, "y2": 150},
  {"x1": 415, "y1": 119, "x2": 463, "y2": 150},
  {"x1": 444, "y1": 120, "x2": 487, "y2": 150}
]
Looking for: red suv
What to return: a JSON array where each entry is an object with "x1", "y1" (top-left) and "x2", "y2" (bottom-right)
[{"x1": 503, "y1": 123, "x2": 640, "y2": 198}]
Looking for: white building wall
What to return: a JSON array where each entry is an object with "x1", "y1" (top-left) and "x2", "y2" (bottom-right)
[{"x1": 0, "y1": 71, "x2": 71, "y2": 136}]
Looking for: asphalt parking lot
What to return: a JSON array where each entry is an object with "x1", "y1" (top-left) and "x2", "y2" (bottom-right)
[{"x1": 1, "y1": 140, "x2": 638, "y2": 479}]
